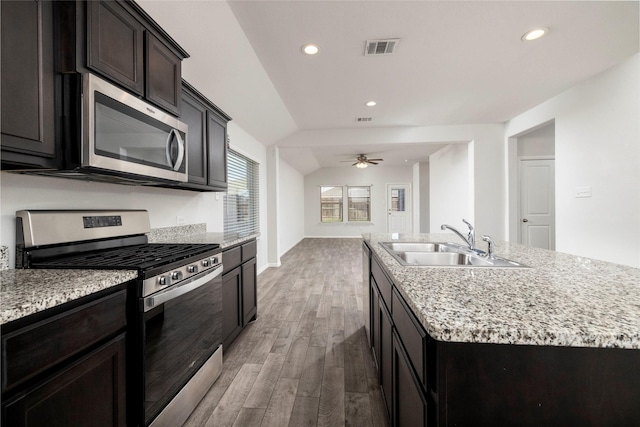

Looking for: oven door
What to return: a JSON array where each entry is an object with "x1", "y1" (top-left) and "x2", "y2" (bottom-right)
[
  {"x1": 141, "y1": 263, "x2": 223, "y2": 426},
  {"x1": 83, "y1": 73, "x2": 188, "y2": 182}
]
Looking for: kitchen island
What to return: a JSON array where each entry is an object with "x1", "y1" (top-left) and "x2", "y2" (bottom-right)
[{"x1": 363, "y1": 233, "x2": 640, "y2": 426}]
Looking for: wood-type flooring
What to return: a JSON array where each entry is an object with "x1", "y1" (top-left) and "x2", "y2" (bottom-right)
[{"x1": 185, "y1": 238, "x2": 389, "y2": 427}]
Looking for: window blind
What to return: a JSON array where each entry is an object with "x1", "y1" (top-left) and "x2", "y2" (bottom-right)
[{"x1": 224, "y1": 149, "x2": 260, "y2": 239}]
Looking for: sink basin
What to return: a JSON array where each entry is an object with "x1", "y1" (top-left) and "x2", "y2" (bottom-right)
[
  {"x1": 379, "y1": 241, "x2": 529, "y2": 268},
  {"x1": 379, "y1": 242, "x2": 463, "y2": 253},
  {"x1": 397, "y1": 252, "x2": 493, "y2": 266}
]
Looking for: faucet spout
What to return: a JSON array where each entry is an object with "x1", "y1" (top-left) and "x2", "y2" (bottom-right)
[{"x1": 440, "y1": 223, "x2": 473, "y2": 250}]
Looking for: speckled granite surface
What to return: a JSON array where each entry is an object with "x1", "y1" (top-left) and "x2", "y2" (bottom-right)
[
  {"x1": 364, "y1": 233, "x2": 640, "y2": 349},
  {"x1": 151, "y1": 230, "x2": 259, "y2": 249},
  {"x1": 0, "y1": 269, "x2": 138, "y2": 325},
  {"x1": 148, "y1": 223, "x2": 207, "y2": 243},
  {"x1": 0, "y1": 246, "x2": 8, "y2": 270}
]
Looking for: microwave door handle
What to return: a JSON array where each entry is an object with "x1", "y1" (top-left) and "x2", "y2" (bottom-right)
[{"x1": 165, "y1": 129, "x2": 185, "y2": 171}]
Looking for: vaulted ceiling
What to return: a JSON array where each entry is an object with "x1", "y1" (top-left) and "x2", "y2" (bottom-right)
[{"x1": 139, "y1": 1, "x2": 639, "y2": 174}]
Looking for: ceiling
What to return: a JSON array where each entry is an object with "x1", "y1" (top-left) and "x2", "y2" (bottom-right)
[{"x1": 139, "y1": 1, "x2": 639, "y2": 175}]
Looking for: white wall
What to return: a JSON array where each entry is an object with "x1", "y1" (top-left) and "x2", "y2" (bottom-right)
[
  {"x1": 278, "y1": 158, "x2": 305, "y2": 255},
  {"x1": 304, "y1": 165, "x2": 413, "y2": 237},
  {"x1": 505, "y1": 54, "x2": 640, "y2": 267},
  {"x1": 412, "y1": 163, "x2": 421, "y2": 234},
  {"x1": 419, "y1": 161, "x2": 431, "y2": 232},
  {"x1": 0, "y1": 172, "x2": 223, "y2": 268},
  {"x1": 517, "y1": 123, "x2": 555, "y2": 157},
  {"x1": 429, "y1": 143, "x2": 472, "y2": 234}
]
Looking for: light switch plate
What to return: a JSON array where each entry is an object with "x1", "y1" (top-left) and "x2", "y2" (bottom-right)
[
  {"x1": 176, "y1": 215, "x2": 186, "y2": 225},
  {"x1": 575, "y1": 186, "x2": 592, "y2": 198}
]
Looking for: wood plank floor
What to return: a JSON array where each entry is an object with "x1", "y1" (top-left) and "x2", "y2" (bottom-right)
[{"x1": 185, "y1": 238, "x2": 389, "y2": 427}]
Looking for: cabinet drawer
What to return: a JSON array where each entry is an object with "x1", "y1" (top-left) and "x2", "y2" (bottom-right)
[
  {"x1": 2, "y1": 289, "x2": 127, "y2": 393},
  {"x1": 372, "y1": 255, "x2": 392, "y2": 312},
  {"x1": 392, "y1": 288, "x2": 428, "y2": 389},
  {"x1": 241, "y1": 240, "x2": 257, "y2": 262},
  {"x1": 223, "y1": 246, "x2": 242, "y2": 272}
]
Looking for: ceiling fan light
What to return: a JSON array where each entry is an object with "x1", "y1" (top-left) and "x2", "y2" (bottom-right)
[{"x1": 356, "y1": 162, "x2": 368, "y2": 169}]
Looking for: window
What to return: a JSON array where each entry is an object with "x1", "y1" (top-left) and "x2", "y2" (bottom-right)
[
  {"x1": 320, "y1": 185, "x2": 371, "y2": 223},
  {"x1": 320, "y1": 186, "x2": 343, "y2": 222},
  {"x1": 390, "y1": 188, "x2": 406, "y2": 212},
  {"x1": 224, "y1": 150, "x2": 259, "y2": 238},
  {"x1": 347, "y1": 186, "x2": 370, "y2": 221}
]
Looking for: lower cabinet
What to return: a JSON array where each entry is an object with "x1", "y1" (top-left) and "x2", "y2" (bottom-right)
[
  {"x1": 222, "y1": 239, "x2": 258, "y2": 350},
  {"x1": 3, "y1": 334, "x2": 127, "y2": 427},
  {"x1": 1, "y1": 286, "x2": 129, "y2": 426},
  {"x1": 392, "y1": 331, "x2": 428, "y2": 427}
]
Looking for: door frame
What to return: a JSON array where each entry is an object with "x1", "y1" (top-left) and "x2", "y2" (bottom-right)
[
  {"x1": 386, "y1": 183, "x2": 412, "y2": 234},
  {"x1": 517, "y1": 155, "x2": 555, "y2": 247}
]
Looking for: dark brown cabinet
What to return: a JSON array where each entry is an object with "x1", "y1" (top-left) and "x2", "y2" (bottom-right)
[
  {"x1": 1, "y1": 286, "x2": 129, "y2": 426},
  {"x1": 1, "y1": 0, "x2": 58, "y2": 169},
  {"x1": 87, "y1": 0, "x2": 144, "y2": 96},
  {"x1": 222, "y1": 239, "x2": 258, "y2": 350},
  {"x1": 365, "y1": 242, "x2": 640, "y2": 426},
  {"x1": 64, "y1": 0, "x2": 188, "y2": 116},
  {"x1": 178, "y1": 81, "x2": 230, "y2": 191},
  {"x1": 392, "y1": 331, "x2": 428, "y2": 427}
]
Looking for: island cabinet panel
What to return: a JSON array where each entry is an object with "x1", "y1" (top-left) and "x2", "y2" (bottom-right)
[
  {"x1": 221, "y1": 239, "x2": 258, "y2": 351},
  {"x1": 393, "y1": 331, "x2": 429, "y2": 427},
  {"x1": 371, "y1": 255, "x2": 392, "y2": 312},
  {"x1": 392, "y1": 288, "x2": 428, "y2": 389},
  {"x1": 440, "y1": 341, "x2": 640, "y2": 426},
  {"x1": 1, "y1": 0, "x2": 57, "y2": 169}
]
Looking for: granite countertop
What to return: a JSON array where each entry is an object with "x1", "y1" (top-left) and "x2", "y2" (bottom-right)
[
  {"x1": 1, "y1": 269, "x2": 138, "y2": 325},
  {"x1": 150, "y1": 231, "x2": 259, "y2": 249},
  {"x1": 364, "y1": 233, "x2": 640, "y2": 349}
]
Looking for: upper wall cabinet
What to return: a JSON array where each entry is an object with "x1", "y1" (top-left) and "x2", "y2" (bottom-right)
[
  {"x1": 63, "y1": 0, "x2": 188, "y2": 115},
  {"x1": 1, "y1": 0, "x2": 58, "y2": 169},
  {"x1": 176, "y1": 81, "x2": 230, "y2": 192}
]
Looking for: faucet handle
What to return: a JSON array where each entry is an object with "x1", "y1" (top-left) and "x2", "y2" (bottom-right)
[
  {"x1": 481, "y1": 235, "x2": 494, "y2": 258},
  {"x1": 462, "y1": 218, "x2": 473, "y2": 231},
  {"x1": 462, "y1": 219, "x2": 475, "y2": 247}
]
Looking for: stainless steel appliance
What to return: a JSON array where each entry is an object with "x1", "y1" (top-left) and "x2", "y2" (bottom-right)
[{"x1": 16, "y1": 210, "x2": 222, "y2": 426}]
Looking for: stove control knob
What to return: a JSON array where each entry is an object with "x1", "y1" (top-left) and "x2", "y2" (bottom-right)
[
  {"x1": 211, "y1": 257, "x2": 219, "y2": 265},
  {"x1": 202, "y1": 259, "x2": 211, "y2": 267},
  {"x1": 171, "y1": 271, "x2": 183, "y2": 281},
  {"x1": 187, "y1": 265, "x2": 198, "y2": 274},
  {"x1": 158, "y1": 276, "x2": 167, "y2": 286}
]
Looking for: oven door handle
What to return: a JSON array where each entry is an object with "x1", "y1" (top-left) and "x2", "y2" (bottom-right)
[{"x1": 143, "y1": 263, "x2": 223, "y2": 312}]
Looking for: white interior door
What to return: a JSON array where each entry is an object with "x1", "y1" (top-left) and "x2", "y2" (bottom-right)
[
  {"x1": 387, "y1": 183, "x2": 411, "y2": 233},
  {"x1": 519, "y1": 159, "x2": 555, "y2": 249}
]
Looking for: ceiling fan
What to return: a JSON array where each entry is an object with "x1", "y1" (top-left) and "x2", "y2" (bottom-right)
[{"x1": 340, "y1": 154, "x2": 384, "y2": 168}]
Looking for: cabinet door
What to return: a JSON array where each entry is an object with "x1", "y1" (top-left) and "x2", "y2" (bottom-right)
[
  {"x1": 1, "y1": 0, "x2": 56, "y2": 166},
  {"x1": 380, "y1": 298, "x2": 393, "y2": 420},
  {"x1": 371, "y1": 281, "x2": 381, "y2": 371},
  {"x1": 242, "y1": 257, "x2": 257, "y2": 325},
  {"x1": 3, "y1": 334, "x2": 127, "y2": 427},
  {"x1": 181, "y1": 87, "x2": 208, "y2": 185},
  {"x1": 146, "y1": 33, "x2": 181, "y2": 115},
  {"x1": 392, "y1": 331, "x2": 428, "y2": 427},
  {"x1": 222, "y1": 267, "x2": 243, "y2": 350},
  {"x1": 207, "y1": 111, "x2": 228, "y2": 190},
  {"x1": 87, "y1": 0, "x2": 144, "y2": 95}
]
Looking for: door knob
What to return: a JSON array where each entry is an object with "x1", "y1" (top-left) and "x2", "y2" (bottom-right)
[{"x1": 522, "y1": 218, "x2": 529, "y2": 223}]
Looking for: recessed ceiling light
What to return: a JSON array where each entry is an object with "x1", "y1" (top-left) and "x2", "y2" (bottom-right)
[
  {"x1": 522, "y1": 27, "x2": 548, "y2": 41},
  {"x1": 302, "y1": 44, "x2": 319, "y2": 55},
  {"x1": 365, "y1": 101, "x2": 377, "y2": 107}
]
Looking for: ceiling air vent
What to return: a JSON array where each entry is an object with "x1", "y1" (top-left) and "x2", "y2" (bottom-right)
[
  {"x1": 364, "y1": 39, "x2": 399, "y2": 56},
  {"x1": 355, "y1": 117, "x2": 373, "y2": 123}
]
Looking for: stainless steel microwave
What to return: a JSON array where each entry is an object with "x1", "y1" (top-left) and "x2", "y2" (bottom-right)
[{"x1": 80, "y1": 73, "x2": 188, "y2": 183}]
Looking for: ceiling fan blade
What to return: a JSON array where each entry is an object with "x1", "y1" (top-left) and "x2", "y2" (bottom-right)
[
  {"x1": 367, "y1": 161, "x2": 379, "y2": 165},
  {"x1": 339, "y1": 160, "x2": 356, "y2": 162},
  {"x1": 367, "y1": 158, "x2": 384, "y2": 161},
  {"x1": 352, "y1": 162, "x2": 358, "y2": 166}
]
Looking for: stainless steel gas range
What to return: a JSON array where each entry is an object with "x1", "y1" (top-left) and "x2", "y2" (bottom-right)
[{"x1": 16, "y1": 210, "x2": 223, "y2": 426}]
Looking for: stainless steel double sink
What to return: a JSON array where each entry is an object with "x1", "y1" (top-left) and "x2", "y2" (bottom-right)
[{"x1": 379, "y1": 242, "x2": 529, "y2": 268}]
